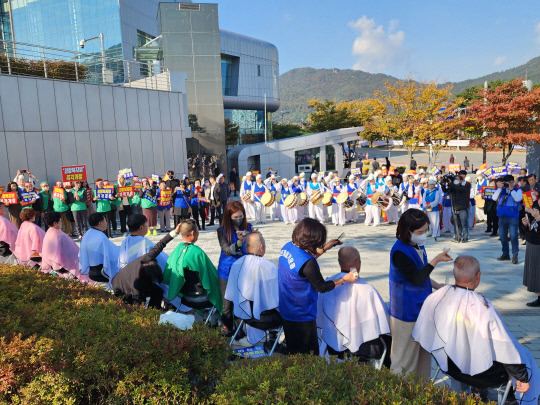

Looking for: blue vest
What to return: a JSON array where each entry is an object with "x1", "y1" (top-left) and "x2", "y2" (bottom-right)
[
  {"x1": 280, "y1": 187, "x2": 290, "y2": 205},
  {"x1": 253, "y1": 183, "x2": 266, "y2": 203},
  {"x1": 174, "y1": 190, "x2": 189, "y2": 208},
  {"x1": 389, "y1": 239, "x2": 431, "y2": 322},
  {"x1": 278, "y1": 241, "x2": 318, "y2": 321},
  {"x1": 217, "y1": 223, "x2": 252, "y2": 279},
  {"x1": 366, "y1": 183, "x2": 376, "y2": 205},
  {"x1": 497, "y1": 187, "x2": 520, "y2": 219},
  {"x1": 309, "y1": 182, "x2": 320, "y2": 192},
  {"x1": 347, "y1": 183, "x2": 357, "y2": 195},
  {"x1": 424, "y1": 189, "x2": 439, "y2": 212},
  {"x1": 292, "y1": 184, "x2": 302, "y2": 193},
  {"x1": 269, "y1": 182, "x2": 277, "y2": 193},
  {"x1": 442, "y1": 192, "x2": 452, "y2": 207}
]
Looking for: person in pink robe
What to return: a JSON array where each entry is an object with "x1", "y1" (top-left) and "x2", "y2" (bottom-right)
[
  {"x1": 0, "y1": 202, "x2": 18, "y2": 254},
  {"x1": 13, "y1": 208, "x2": 45, "y2": 266},
  {"x1": 41, "y1": 211, "x2": 91, "y2": 283}
]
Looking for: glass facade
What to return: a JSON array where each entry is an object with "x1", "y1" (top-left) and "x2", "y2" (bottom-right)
[
  {"x1": 224, "y1": 109, "x2": 272, "y2": 145},
  {"x1": 326, "y1": 145, "x2": 336, "y2": 171},
  {"x1": 296, "y1": 148, "x2": 320, "y2": 174}
]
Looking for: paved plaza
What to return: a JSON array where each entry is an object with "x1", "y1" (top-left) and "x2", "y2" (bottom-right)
[{"x1": 114, "y1": 210, "x2": 540, "y2": 369}]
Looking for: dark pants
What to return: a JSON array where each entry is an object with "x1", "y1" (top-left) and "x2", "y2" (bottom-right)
[
  {"x1": 219, "y1": 277, "x2": 235, "y2": 330},
  {"x1": 453, "y1": 209, "x2": 469, "y2": 240},
  {"x1": 282, "y1": 319, "x2": 318, "y2": 355},
  {"x1": 118, "y1": 205, "x2": 132, "y2": 233},
  {"x1": 191, "y1": 205, "x2": 205, "y2": 230},
  {"x1": 110, "y1": 206, "x2": 117, "y2": 231},
  {"x1": 210, "y1": 203, "x2": 222, "y2": 225},
  {"x1": 499, "y1": 216, "x2": 519, "y2": 256},
  {"x1": 88, "y1": 264, "x2": 108, "y2": 282},
  {"x1": 73, "y1": 210, "x2": 88, "y2": 237},
  {"x1": 105, "y1": 210, "x2": 115, "y2": 238},
  {"x1": 486, "y1": 209, "x2": 499, "y2": 233},
  {"x1": 327, "y1": 335, "x2": 392, "y2": 368}
]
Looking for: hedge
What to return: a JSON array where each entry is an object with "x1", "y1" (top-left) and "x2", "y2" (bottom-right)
[
  {"x1": 0, "y1": 54, "x2": 89, "y2": 81},
  {"x1": 0, "y1": 264, "x2": 229, "y2": 404}
]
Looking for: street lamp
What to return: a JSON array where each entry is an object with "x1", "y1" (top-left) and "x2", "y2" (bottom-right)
[{"x1": 79, "y1": 33, "x2": 106, "y2": 83}]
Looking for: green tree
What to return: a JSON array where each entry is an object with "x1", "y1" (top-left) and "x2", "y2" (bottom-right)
[
  {"x1": 272, "y1": 123, "x2": 308, "y2": 140},
  {"x1": 224, "y1": 119, "x2": 239, "y2": 146},
  {"x1": 454, "y1": 79, "x2": 505, "y2": 107},
  {"x1": 306, "y1": 99, "x2": 363, "y2": 132}
]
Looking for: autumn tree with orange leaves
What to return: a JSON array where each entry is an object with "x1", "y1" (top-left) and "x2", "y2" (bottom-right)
[{"x1": 462, "y1": 79, "x2": 540, "y2": 164}]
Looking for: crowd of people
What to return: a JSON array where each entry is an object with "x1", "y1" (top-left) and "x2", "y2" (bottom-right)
[{"x1": 1, "y1": 160, "x2": 539, "y2": 403}]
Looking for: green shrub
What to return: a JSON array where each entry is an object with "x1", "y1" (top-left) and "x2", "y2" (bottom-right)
[
  {"x1": 212, "y1": 355, "x2": 488, "y2": 405},
  {"x1": 0, "y1": 265, "x2": 230, "y2": 404},
  {"x1": 0, "y1": 54, "x2": 89, "y2": 81},
  {"x1": 396, "y1": 166, "x2": 406, "y2": 173}
]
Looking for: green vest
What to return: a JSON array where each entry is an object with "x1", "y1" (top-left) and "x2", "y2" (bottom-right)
[
  {"x1": 71, "y1": 189, "x2": 87, "y2": 211},
  {"x1": 94, "y1": 190, "x2": 111, "y2": 213},
  {"x1": 52, "y1": 190, "x2": 69, "y2": 213}
]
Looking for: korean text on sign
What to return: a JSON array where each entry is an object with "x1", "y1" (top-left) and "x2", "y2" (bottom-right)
[
  {"x1": 523, "y1": 191, "x2": 538, "y2": 208},
  {"x1": 158, "y1": 189, "x2": 172, "y2": 207},
  {"x1": 96, "y1": 188, "x2": 113, "y2": 199},
  {"x1": 1, "y1": 191, "x2": 18, "y2": 205},
  {"x1": 483, "y1": 187, "x2": 497, "y2": 200},
  {"x1": 118, "y1": 186, "x2": 134, "y2": 198},
  {"x1": 61, "y1": 165, "x2": 87, "y2": 182},
  {"x1": 52, "y1": 186, "x2": 65, "y2": 201},
  {"x1": 119, "y1": 167, "x2": 134, "y2": 179},
  {"x1": 448, "y1": 164, "x2": 461, "y2": 173}
]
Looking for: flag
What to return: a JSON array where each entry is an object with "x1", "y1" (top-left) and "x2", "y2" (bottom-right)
[{"x1": 478, "y1": 163, "x2": 487, "y2": 171}]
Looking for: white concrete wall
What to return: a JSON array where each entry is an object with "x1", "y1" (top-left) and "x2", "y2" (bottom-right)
[{"x1": 0, "y1": 74, "x2": 188, "y2": 186}]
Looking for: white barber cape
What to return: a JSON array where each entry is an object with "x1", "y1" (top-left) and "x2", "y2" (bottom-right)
[
  {"x1": 317, "y1": 274, "x2": 391, "y2": 356},
  {"x1": 412, "y1": 285, "x2": 539, "y2": 403},
  {"x1": 79, "y1": 228, "x2": 120, "y2": 284},
  {"x1": 225, "y1": 254, "x2": 279, "y2": 344}
]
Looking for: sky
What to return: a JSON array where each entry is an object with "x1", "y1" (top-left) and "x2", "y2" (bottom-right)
[{"x1": 200, "y1": 0, "x2": 540, "y2": 83}]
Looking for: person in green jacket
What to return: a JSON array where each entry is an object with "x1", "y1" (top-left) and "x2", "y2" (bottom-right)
[
  {"x1": 39, "y1": 181, "x2": 53, "y2": 230},
  {"x1": 52, "y1": 181, "x2": 72, "y2": 235},
  {"x1": 130, "y1": 176, "x2": 142, "y2": 216},
  {"x1": 93, "y1": 178, "x2": 115, "y2": 238},
  {"x1": 140, "y1": 178, "x2": 158, "y2": 236},
  {"x1": 163, "y1": 218, "x2": 222, "y2": 315},
  {"x1": 70, "y1": 181, "x2": 88, "y2": 238}
]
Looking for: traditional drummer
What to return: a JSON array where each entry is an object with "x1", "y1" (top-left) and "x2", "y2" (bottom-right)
[
  {"x1": 363, "y1": 174, "x2": 382, "y2": 227},
  {"x1": 263, "y1": 175, "x2": 281, "y2": 221},
  {"x1": 383, "y1": 175, "x2": 399, "y2": 224},
  {"x1": 330, "y1": 177, "x2": 346, "y2": 227},
  {"x1": 308, "y1": 172, "x2": 325, "y2": 223},
  {"x1": 279, "y1": 178, "x2": 295, "y2": 225},
  {"x1": 251, "y1": 174, "x2": 268, "y2": 225},
  {"x1": 291, "y1": 176, "x2": 305, "y2": 223},
  {"x1": 346, "y1": 174, "x2": 360, "y2": 223},
  {"x1": 240, "y1": 172, "x2": 255, "y2": 220}
]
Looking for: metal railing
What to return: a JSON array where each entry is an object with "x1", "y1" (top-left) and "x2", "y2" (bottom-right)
[{"x1": 0, "y1": 39, "x2": 170, "y2": 91}]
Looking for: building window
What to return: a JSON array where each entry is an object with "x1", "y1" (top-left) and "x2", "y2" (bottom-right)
[
  {"x1": 326, "y1": 145, "x2": 336, "y2": 171},
  {"x1": 257, "y1": 64, "x2": 261, "y2": 76},
  {"x1": 221, "y1": 55, "x2": 233, "y2": 96},
  {"x1": 295, "y1": 148, "x2": 319, "y2": 174},
  {"x1": 136, "y1": 29, "x2": 156, "y2": 78}
]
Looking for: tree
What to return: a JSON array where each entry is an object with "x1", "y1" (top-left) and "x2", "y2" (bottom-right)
[
  {"x1": 342, "y1": 98, "x2": 387, "y2": 147},
  {"x1": 374, "y1": 79, "x2": 454, "y2": 162},
  {"x1": 306, "y1": 99, "x2": 363, "y2": 132},
  {"x1": 454, "y1": 79, "x2": 505, "y2": 107},
  {"x1": 271, "y1": 123, "x2": 308, "y2": 140},
  {"x1": 462, "y1": 79, "x2": 540, "y2": 164},
  {"x1": 224, "y1": 119, "x2": 239, "y2": 146}
]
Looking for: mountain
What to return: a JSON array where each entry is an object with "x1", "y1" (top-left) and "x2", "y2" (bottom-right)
[{"x1": 278, "y1": 57, "x2": 540, "y2": 124}]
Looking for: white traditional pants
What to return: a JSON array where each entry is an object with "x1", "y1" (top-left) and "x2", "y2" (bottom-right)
[
  {"x1": 269, "y1": 202, "x2": 280, "y2": 220},
  {"x1": 346, "y1": 202, "x2": 359, "y2": 222},
  {"x1": 427, "y1": 210, "x2": 440, "y2": 237},
  {"x1": 254, "y1": 201, "x2": 266, "y2": 223},
  {"x1": 243, "y1": 201, "x2": 255, "y2": 220},
  {"x1": 296, "y1": 205, "x2": 305, "y2": 222},
  {"x1": 475, "y1": 206, "x2": 486, "y2": 223},
  {"x1": 280, "y1": 204, "x2": 293, "y2": 224},
  {"x1": 400, "y1": 202, "x2": 409, "y2": 216},
  {"x1": 469, "y1": 206, "x2": 476, "y2": 228},
  {"x1": 331, "y1": 203, "x2": 346, "y2": 226},
  {"x1": 364, "y1": 204, "x2": 381, "y2": 226},
  {"x1": 385, "y1": 204, "x2": 399, "y2": 224},
  {"x1": 309, "y1": 202, "x2": 324, "y2": 223}
]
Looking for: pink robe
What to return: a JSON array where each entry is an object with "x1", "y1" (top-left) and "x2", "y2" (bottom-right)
[
  {"x1": 41, "y1": 227, "x2": 91, "y2": 283},
  {"x1": 0, "y1": 214, "x2": 18, "y2": 250},
  {"x1": 13, "y1": 221, "x2": 46, "y2": 264}
]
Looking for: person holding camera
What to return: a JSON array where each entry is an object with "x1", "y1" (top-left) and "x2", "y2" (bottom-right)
[
  {"x1": 441, "y1": 171, "x2": 471, "y2": 243},
  {"x1": 492, "y1": 175, "x2": 523, "y2": 264}
]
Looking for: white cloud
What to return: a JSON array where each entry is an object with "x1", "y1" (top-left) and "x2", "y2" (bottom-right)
[
  {"x1": 349, "y1": 16, "x2": 407, "y2": 72},
  {"x1": 494, "y1": 56, "x2": 506, "y2": 66}
]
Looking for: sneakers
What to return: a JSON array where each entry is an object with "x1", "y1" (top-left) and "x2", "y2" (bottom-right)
[
  {"x1": 490, "y1": 232, "x2": 498, "y2": 237},
  {"x1": 152, "y1": 229, "x2": 158, "y2": 236},
  {"x1": 497, "y1": 254, "x2": 511, "y2": 261},
  {"x1": 526, "y1": 297, "x2": 540, "y2": 307},
  {"x1": 146, "y1": 230, "x2": 151, "y2": 236},
  {"x1": 461, "y1": 237, "x2": 468, "y2": 243},
  {"x1": 512, "y1": 254, "x2": 518, "y2": 264}
]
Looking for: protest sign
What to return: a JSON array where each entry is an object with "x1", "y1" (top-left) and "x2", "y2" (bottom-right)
[
  {"x1": 21, "y1": 191, "x2": 39, "y2": 206},
  {"x1": 1, "y1": 191, "x2": 18, "y2": 205},
  {"x1": 158, "y1": 189, "x2": 172, "y2": 207},
  {"x1": 61, "y1": 165, "x2": 87, "y2": 182},
  {"x1": 252, "y1": 170, "x2": 260, "y2": 175},
  {"x1": 351, "y1": 168, "x2": 362, "y2": 176},
  {"x1": 523, "y1": 191, "x2": 538, "y2": 208},
  {"x1": 233, "y1": 345, "x2": 268, "y2": 359},
  {"x1": 490, "y1": 166, "x2": 508, "y2": 177},
  {"x1": 52, "y1": 186, "x2": 65, "y2": 201},
  {"x1": 96, "y1": 188, "x2": 113, "y2": 199},
  {"x1": 483, "y1": 187, "x2": 497, "y2": 200},
  {"x1": 119, "y1": 167, "x2": 134, "y2": 179},
  {"x1": 143, "y1": 190, "x2": 156, "y2": 205},
  {"x1": 0, "y1": 186, "x2": 4, "y2": 198},
  {"x1": 133, "y1": 180, "x2": 143, "y2": 192},
  {"x1": 151, "y1": 174, "x2": 160, "y2": 183},
  {"x1": 429, "y1": 166, "x2": 441, "y2": 175},
  {"x1": 448, "y1": 163, "x2": 461, "y2": 172},
  {"x1": 118, "y1": 185, "x2": 134, "y2": 198},
  {"x1": 86, "y1": 188, "x2": 92, "y2": 204}
]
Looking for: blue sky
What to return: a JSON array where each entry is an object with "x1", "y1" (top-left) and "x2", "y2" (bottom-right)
[{"x1": 202, "y1": 0, "x2": 540, "y2": 82}]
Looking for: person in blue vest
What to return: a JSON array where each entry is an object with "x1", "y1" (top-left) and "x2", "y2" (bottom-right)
[
  {"x1": 217, "y1": 200, "x2": 256, "y2": 336},
  {"x1": 251, "y1": 174, "x2": 268, "y2": 224},
  {"x1": 279, "y1": 178, "x2": 294, "y2": 224},
  {"x1": 389, "y1": 208, "x2": 452, "y2": 380},
  {"x1": 422, "y1": 179, "x2": 442, "y2": 241},
  {"x1": 363, "y1": 175, "x2": 382, "y2": 226},
  {"x1": 492, "y1": 175, "x2": 523, "y2": 264},
  {"x1": 278, "y1": 218, "x2": 356, "y2": 354},
  {"x1": 263, "y1": 175, "x2": 281, "y2": 221}
]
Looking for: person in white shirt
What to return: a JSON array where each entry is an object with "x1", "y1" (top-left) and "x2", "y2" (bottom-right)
[
  {"x1": 383, "y1": 176, "x2": 399, "y2": 224},
  {"x1": 363, "y1": 175, "x2": 382, "y2": 226},
  {"x1": 308, "y1": 173, "x2": 324, "y2": 223},
  {"x1": 263, "y1": 175, "x2": 281, "y2": 221},
  {"x1": 422, "y1": 179, "x2": 442, "y2": 240},
  {"x1": 240, "y1": 172, "x2": 255, "y2": 220},
  {"x1": 345, "y1": 175, "x2": 360, "y2": 223},
  {"x1": 251, "y1": 174, "x2": 268, "y2": 224}
]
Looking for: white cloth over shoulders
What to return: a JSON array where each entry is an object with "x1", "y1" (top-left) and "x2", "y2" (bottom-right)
[
  {"x1": 79, "y1": 228, "x2": 120, "y2": 283},
  {"x1": 225, "y1": 254, "x2": 279, "y2": 344},
  {"x1": 316, "y1": 274, "x2": 391, "y2": 355},
  {"x1": 412, "y1": 285, "x2": 539, "y2": 403}
]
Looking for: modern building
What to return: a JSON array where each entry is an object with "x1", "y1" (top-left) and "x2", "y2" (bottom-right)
[{"x1": 0, "y1": 0, "x2": 280, "y2": 169}]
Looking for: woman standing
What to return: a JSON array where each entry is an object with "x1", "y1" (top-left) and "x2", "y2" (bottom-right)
[
  {"x1": 190, "y1": 179, "x2": 206, "y2": 231},
  {"x1": 157, "y1": 180, "x2": 171, "y2": 233},
  {"x1": 5, "y1": 181, "x2": 22, "y2": 228},
  {"x1": 140, "y1": 178, "x2": 158, "y2": 236},
  {"x1": 522, "y1": 201, "x2": 540, "y2": 307},
  {"x1": 172, "y1": 182, "x2": 191, "y2": 225},
  {"x1": 116, "y1": 175, "x2": 132, "y2": 236},
  {"x1": 389, "y1": 208, "x2": 452, "y2": 380},
  {"x1": 278, "y1": 218, "x2": 356, "y2": 354},
  {"x1": 70, "y1": 181, "x2": 88, "y2": 239},
  {"x1": 216, "y1": 201, "x2": 254, "y2": 336}
]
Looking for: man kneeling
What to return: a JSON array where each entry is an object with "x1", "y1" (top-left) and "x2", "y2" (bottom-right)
[
  {"x1": 413, "y1": 255, "x2": 538, "y2": 404},
  {"x1": 316, "y1": 246, "x2": 391, "y2": 366}
]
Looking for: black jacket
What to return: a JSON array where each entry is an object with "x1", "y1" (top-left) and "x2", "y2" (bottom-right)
[
  {"x1": 219, "y1": 180, "x2": 230, "y2": 205},
  {"x1": 442, "y1": 181, "x2": 471, "y2": 211}
]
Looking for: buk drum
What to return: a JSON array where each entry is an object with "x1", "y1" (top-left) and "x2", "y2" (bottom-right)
[
  {"x1": 475, "y1": 193, "x2": 485, "y2": 208},
  {"x1": 356, "y1": 195, "x2": 368, "y2": 209},
  {"x1": 322, "y1": 192, "x2": 333, "y2": 207},
  {"x1": 241, "y1": 191, "x2": 252, "y2": 203},
  {"x1": 344, "y1": 198, "x2": 354, "y2": 210},
  {"x1": 260, "y1": 191, "x2": 275, "y2": 207},
  {"x1": 391, "y1": 195, "x2": 401, "y2": 207},
  {"x1": 336, "y1": 191, "x2": 349, "y2": 205},
  {"x1": 370, "y1": 191, "x2": 390, "y2": 210},
  {"x1": 310, "y1": 190, "x2": 323, "y2": 205},
  {"x1": 298, "y1": 192, "x2": 309, "y2": 207},
  {"x1": 284, "y1": 194, "x2": 298, "y2": 209}
]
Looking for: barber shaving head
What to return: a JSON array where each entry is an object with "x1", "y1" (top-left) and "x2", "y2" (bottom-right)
[
  {"x1": 453, "y1": 255, "x2": 481, "y2": 290},
  {"x1": 246, "y1": 231, "x2": 265, "y2": 257},
  {"x1": 338, "y1": 246, "x2": 361, "y2": 273}
]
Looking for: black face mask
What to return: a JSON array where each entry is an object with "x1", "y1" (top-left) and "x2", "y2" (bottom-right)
[{"x1": 232, "y1": 218, "x2": 244, "y2": 227}]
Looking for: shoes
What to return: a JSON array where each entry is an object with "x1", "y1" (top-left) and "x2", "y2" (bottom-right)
[
  {"x1": 490, "y1": 233, "x2": 498, "y2": 237},
  {"x1": 434, "y1": 237, "x2": 438, "y2": 242},
  {"x1": 461, "y1": 237, "x2": 468, "y2": 243},
  {"x1": 453, "y1": 238, "x2": 460, "y2": 243},
  {"x1": 220, "y1": 325, "x2": 233, "y2": 337},
  {"x1": 497, "y1": 254, "x2": 511, "y2": 261},
  {"x1": 522, "y1": 240, "x2": 527, "y2": 245},
  {"x1": 207, "y1": 222, "x2": 215, "y2": 226},
  {"x1": 526, "y1": 298, "x2": 540, "y2": 307},
  {"x1": 512, "y1": 254, "x2": 518, "y2": 264},
  {"x1": 146, "y1": 230, "x2": 151, "y2": 236},
  {"x1": 485, "y1": 229, "x2": 492, "y2": 233}
]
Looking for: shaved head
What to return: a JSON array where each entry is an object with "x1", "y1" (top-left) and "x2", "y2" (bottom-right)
[
  {"x1": 453, "y1": 255, "x2": 481, "y2": 286},
  {"x1": 338, "y1": 246, "x2": 361, "y2": 269},
  {"x1": 180, "y1": 220, "x2": 197, "y2": 238},
  {"x1": 246, "y1": 232, "x2": 265, "y2": 256}
]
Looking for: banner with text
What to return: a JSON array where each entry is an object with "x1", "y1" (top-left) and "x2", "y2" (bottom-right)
[
  {"x1": 119, "y1": 167, "x2": 134, "y2": 179},
  {"x1": 61, "y1": 165, "x2": 87, "y2": 182},
  {"x1": 118, "y1": 185, "x2": 134, "y2": 198},
  {"x1": 1, "y1": 191, "x2": 18, "y2": 205},
  {"x1": 483, "y1": 187, "x2": 497, "y2": 200},
  {"x1": 448, "y1": 163, "x2": 461, "y2": 172},
  {"x1": 96, "y1": 188, "x2": 113, "y2": 199},
  {"x1": 523, "y1": 191, "x2": 538, "y2": 208},
  {"x1": 52, "y1": 186, "x2": 65, "y2": 201},
  {"x1": 158, "y1": 189, "x2": 172, "y2": 207}
]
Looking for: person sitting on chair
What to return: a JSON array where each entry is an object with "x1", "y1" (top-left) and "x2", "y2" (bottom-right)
[
  {"x1": 162, "y1": 219, "x2": 222, "y2": 315},
  {"x1": 79, "y1": 212, "x2": 120, "y2": 284},
  {"x1": 41, "y1": 211, "x2": 90, "y2": 283},
  {"x1": 112, "y1": 222, "x2": 182, "y2": 309},
  {"x1": 13, "y1": 208, "x2": 45, "y2": 266},
  {"x1": 0, "y1": 202, "x2": 18, "y2": 257},
  {"x1": 316, "y1": 246, "x2": 391, "y2": 366},
  {"x1": 225, "y1": 232, "x2": 282, "y2": 345},
  {"x1": 413, "y1": 255, "x2": 538, "y2": 404}
]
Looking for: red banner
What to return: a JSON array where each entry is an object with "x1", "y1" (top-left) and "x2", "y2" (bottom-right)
[
  {"x1": 118, "y1": 185, "x2": 134, "y2": 198},
  {"x1": 448, "y1": 163, "x2": 461, "y2": 173},
  {"x1": 52, "y1": 186, "x2": 65, "y2": 201},
  {"x1": 133, "y1": 180, "x2": 143, "y2": 192},
  {"x1": 86, "y1": 188, "x2": 92, "y2": 204},
  {"x1": 523, "y1": 190, "x2": 538, "y2": 208},
  {"x1": 61, "y1": 165, "x2": 87, "y2": 182},
  {"x1": 1, "y1": 191, "x2": 18, "y2": 205},
  {"x1": 158, "y1": 189, "x2": 172, "y2": 207}
]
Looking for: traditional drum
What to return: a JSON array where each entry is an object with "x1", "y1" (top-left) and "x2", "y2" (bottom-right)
[
  {"x1": 397, "y1": 194, "x2": 408, "y2": 207},
  {"x1": 298, "y1": 192, "x2": 309, "y2": 207},
  {"x1": 310, "y1": 190, "x2": 323, "y2": 205},
  {"x1": 344, "y1": 198, "x2": 354, "y2": 210},
  {"x1": 356, "y1": 195, "x2": 368, "y2": 208},
  {"x1": 322, "y1": 192, "x2": 333, "y2": 207},
  {"x1": 260, "y1": 191, "x2": 275, "y2": 207},
  {"x1": 241, "y1": 191, "x2": 252, "y2": 203},
  {"x1": 284, "y1": 193, "x2": 298, "y2": 209},
  {"x1": 370, "y1": 191, "x2": 390, "y2": 210},
  {"x1": 350, "y1": 189, "x2": 362, "y2": 201},
  {"x1": 474, "y1": 193, "x2": 485, "y2": 208},
  {"x1": 336, "y1": 191, "x2": 349, "y2": 205},
  {"x1": 391, "y1": 194, "x2": 401, "y2": 207}
]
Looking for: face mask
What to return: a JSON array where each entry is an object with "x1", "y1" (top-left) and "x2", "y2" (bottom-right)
[
  {"x1": 410, "y1": 231, "x2": 427, "y2": 246},
  {"x1": 454, "y1": 180, "x2": 460, "y2": 185},
  {"x1": 205, "y1": 182, "x2": 210, "y2": 187},
  {"x1": 232, "y1": 217, "x2": 244, "y2": 227},
  {"x1": 461, "y1": 182, "x2": 466, "y2": 186}
]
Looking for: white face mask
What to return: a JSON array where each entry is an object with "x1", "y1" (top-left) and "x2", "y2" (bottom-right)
[
  {"x1": 454, "y1": 180, "x2": 460, "y2": 185},
  {"x1": 410, "y1": 231, "x2": 427, "y2": 246}
]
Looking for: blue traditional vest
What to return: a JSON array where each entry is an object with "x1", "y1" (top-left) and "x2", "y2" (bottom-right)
[
  {"x1": 347, "y1": 183, "x2": 357, "y2": 195},
  {"x1": 280, "y1": 187, "x2": 290, "y2": 205},
  {"x1": 253, "y1": 183, "x2": 266, "y2": 203},
  {"x1": 424, "y1": 189, "x2": 439, "y2": 212},
  {"x1": 243, "y1": 180, "x2": 252, "y2": 192},
  {"x1": 442, "y1": 192, "x2": 452, "y2": 208},
  {"x1": 366, "y1": 183, "x2": 376, "y2": 205},
  {"x1": 389, "y1": 239, "x2": 431, "y2": 322},
  {"x1": 217, "y1": 223, "x2": 253, "y2": 280},
  {"x1": 497, "y1": 187, "x2": 520, "y2": 219},
  {"x1": 278, "y1": 241, "x2": 318, "y2": 321},
  {"x1": 331, "y1": 185, "x2": 341, "y2": 204}
]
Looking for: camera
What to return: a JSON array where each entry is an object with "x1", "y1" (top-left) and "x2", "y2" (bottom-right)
[
  {"x1": 503, "y1": 182, "x2": 510, "y2": 188},
  {"x1": 442, "y1": 173, "x2": 455, "y2": 184}
]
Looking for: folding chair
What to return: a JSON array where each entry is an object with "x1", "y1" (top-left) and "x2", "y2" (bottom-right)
[
  {"x1": 174, "y1": 268, "x2": 218, "y2": 325},
  {"x1": 26, "y1": 254, "x2": 42, "y2": 270},
  {"x1": 229, "y1": 317, "x2": 284, "y2": 356},
  {"x1": 322, "y1": 336, "x2": 387, "y2": 371}
]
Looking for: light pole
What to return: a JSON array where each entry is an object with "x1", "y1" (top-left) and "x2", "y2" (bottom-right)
[{"x1": 79, "y1": 33, "x2": 106, "y2": 82}]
